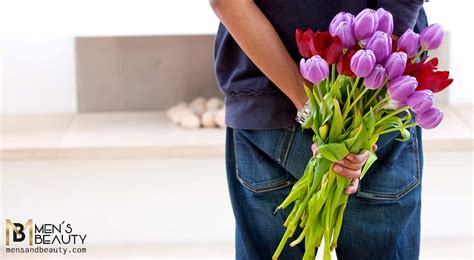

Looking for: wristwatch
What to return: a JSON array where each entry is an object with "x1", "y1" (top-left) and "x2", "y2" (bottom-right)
[{"x1": 295, "y1": 99, "x2": 312, "y2": 125}]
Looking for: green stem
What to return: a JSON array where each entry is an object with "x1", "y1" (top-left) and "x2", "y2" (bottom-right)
[
  {"x1": 273, "y1": 228, "x2": 291, "y2": 260},
  {"x1": 331, "y1": 64, "x2": 336, "y2": 85},
  {"x1": 375, "y1": 106, "x2": 410, "y2": 126},
  {"x1": 317, "y1": 83, "x2": 326, "y2": 117},
  {"x1": 350, "y1": 77, "x2": 360, "y2": 97},
  {"x1": 369, "y1": 96, "x2": 390, "y2": 114},
  {"x1": 363, "y1": 81, "x2": 386, "y2": 110},
  {"x1": 411, "y1": 49, "x2": 425, "y2": 63},
  {"x1": 343, "y1": 87, "x2": 368, "y2": 119},
  {"x1": 377, "y1": 123, "x2": 417, "y2": 135}
]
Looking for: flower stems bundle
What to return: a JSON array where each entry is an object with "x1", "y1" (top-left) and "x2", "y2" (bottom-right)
[{"x1": 273, "y1": 8, "x2": 452, "y2": 260}]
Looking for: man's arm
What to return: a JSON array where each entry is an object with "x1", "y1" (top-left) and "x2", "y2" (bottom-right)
[{"x1": 209, "y1": 0, "x2": 307, "y2": 110}]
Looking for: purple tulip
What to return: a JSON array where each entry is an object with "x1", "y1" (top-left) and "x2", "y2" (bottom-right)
[
  {"x1": 407, "y1": 90, "x2": 434, "y2": 114},
  {"x1": 366, "y1": 31, "x2": 392, "y2": 63},
  {"x1": 416, "y1": 107, "x2": 443, "y2": 129},
  {"x1": 387, "y1": 76, "x2": 417, "y2": 101},
  {"x1": 420, "y1": 23, "x2": 445, "y2": 50},
  {"x1": 300, "y1": 55, "x2": 329, "y2": 84},
  {"x1": 329, "y1": 12, "x2": 354, "y2": 37},
  {"x1": 397, "y1": 29, "x2": 420, "y2": 58},
  {"x1": 353, "y1": 9, "x2": 379, "y2": 41},
  {"x1": 376, "y1": 8, "x2": 394, "y2": 35},
  {"x1": 350, "y1": 49, "x2": 376, "y2": 77},
  {"x1": 364, "y1": 64, "x2": 385, "y2": 89},
  {"x1": 384, "y1": 52, "x2": 408, "y2": 80},
  {"x1": 333, "y1": 21, "x2": 356, "y2": 48}
]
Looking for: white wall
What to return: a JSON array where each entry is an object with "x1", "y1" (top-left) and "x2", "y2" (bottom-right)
[{"x1": 1, "y1": 35, "x2": 77, "y2": 114}]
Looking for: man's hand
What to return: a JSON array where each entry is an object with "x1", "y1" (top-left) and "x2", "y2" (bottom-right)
[{"x1": 311, "y1": 144, "x2": 377, "y2": 195}]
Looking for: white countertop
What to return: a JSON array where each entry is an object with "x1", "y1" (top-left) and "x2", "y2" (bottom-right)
[{"x1": 1, "y1": 106, "x2": 472, "y2": 159}]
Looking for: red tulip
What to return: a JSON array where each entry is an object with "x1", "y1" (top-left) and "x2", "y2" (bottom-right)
[
  {"x1": 337, "y1": 46, "x2": 361, "y2": 78},
  {"x1": 404, "y1": 56, "x2": 453, "y2": 93},
  {"x1": 416, "y1": 71, "x2": 453, "y2": 93},
  {"x1": 296, "y1": 29, "x2": 343, "y2": 64},
  {"x1": 311, "y1": 31, "x2": 343, "y2": 64},
  {"x1": 296, "y1": 28, "x2": 315, "y2": 58}
]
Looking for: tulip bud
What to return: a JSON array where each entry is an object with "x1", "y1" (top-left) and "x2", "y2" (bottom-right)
[
  {"x1": 364, "y1": 64, "x2": 385, "y2": 89},
  {"x1": 416, "y1": 107, "x2": 443, "y2": 129},
  {"x1": 388, "y1": 76, "x2": 417, "y2": 101},
  {"x1": 300, "y1": 55, "x2": 329, "y2": 84},
  {"x1": 376, "y1": 8, "x2": 394, "y2": 35},
  {"x1": 407, "y1": 90, "x2": 434, "y2": 114},
  {"x1": 333, "y1": 22, "x2": 356, "y2": 48},
  {"x1": 329, "y1": 12, "x2": 354, "y2": 37},
  {"x1": 319, "y1": 124, "x2": 328, "y2": 140},
  {"x1": 420, "y1": 23, "x2": 445, "y2": 50},
  {"x1": 353, "y1": 9, "x2": 379, "y2": 40},
  {"x1": 350, "y1": 49, "x2": 376, "y2": 77},
  {"x1": 397, "y1": 29, "x2": 420, "y2": 58},
  {"x1": 366, "y1": 31, "x2": 392, "y2": 63},
  {"x1": 384, "y1": 52, "x2": 408, "y2": 80}
]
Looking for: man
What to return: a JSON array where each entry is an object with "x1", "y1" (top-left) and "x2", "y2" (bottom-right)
[{"x1": 210, "y1": 1, "x2": 427, "y2": 259}]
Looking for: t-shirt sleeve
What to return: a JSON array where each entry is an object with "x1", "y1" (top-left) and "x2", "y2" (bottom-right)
[{"x1": 378, "y1": 0, "x2": 424, "y2": 36}]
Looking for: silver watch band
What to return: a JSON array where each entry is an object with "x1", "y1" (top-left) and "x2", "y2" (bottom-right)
[{"x1": 295, "y1": 99, "x2": 312, "y2": 125}]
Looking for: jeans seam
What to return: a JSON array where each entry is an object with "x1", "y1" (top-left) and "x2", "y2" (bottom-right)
[
  {"x1": 282, "y1": 126, "x2": 296, "y2": 167},
  {"x1": 275, "y1": 129, "x2": 287, "y2": 164}
]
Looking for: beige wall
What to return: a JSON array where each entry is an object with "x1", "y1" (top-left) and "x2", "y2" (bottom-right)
[{"x1": 76, "y1": 35, "x2": 222, "y2": 112}]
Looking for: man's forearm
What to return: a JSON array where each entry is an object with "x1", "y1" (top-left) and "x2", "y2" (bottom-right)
[{"x1": 210, "y1": 0, "x2": 307, "y2": 110}]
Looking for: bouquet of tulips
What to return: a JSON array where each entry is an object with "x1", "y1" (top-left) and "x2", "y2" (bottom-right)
[{"x1": 273, "y1": 8, "x2": 452, "y2": 260}]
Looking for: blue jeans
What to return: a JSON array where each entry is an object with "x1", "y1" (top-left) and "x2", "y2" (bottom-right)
[{"x1": 225, "y1": 125, "x2": 423, "y2": 260}]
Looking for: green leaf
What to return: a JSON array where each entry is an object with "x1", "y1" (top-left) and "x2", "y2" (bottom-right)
[
  {"x1": 350, "y1": 110, "x2": 363, "y2": 137},
  {"x1": 301, "y1": 114, "x2": 313, "y2": 130},
  {"x1": 322, "y1": 94, "x2": 334, "y2": 125},
  {"x1": 304, "y1": 85, "x2": 317, "y2": 110},
  {"x1": 364, "y1": 108, "x2": 376, "y2": 137},
  {"x1": 336, "y1": 131, "x2": 350, "y2": 142},
  {"x1": 360, "y1": 151, "x2": 378, "y2": 179},
  {"x1": 311, "y1": 84, "x2": 321, "y2": 107},
  {"x1": 369, "y1": 134, "x2": 379, "y2": 147},
  {"x1": 317, "y1": 143, "x2": 350, "y2": 162},
  {"x1": 312, "y1": 105, "x2": 321, "y2": 133},
  {"x1": 342, "y1": 83, "x2": 351, "y2": 113},
  {"x1": 330, "y1": 78, "x2": 342, "y2": 102},
  {"x1": 323, "y1": 79, "x2": 330, "y2": 93},
  {"x1": 348, "y1": 124, "x2": 370, "y2": 153},
  {"x1": 303, "y1": 85, "x2": 319, "y2": 131},
  {"x1": 328, "y1": 98, "x2": 343, "y2": 143},
  {"x1": 343, "y1": 136, "x2": 357, "y2": 150},
  {"x1": 378, "y1": 116, "x2": 403, "y2": 131}
]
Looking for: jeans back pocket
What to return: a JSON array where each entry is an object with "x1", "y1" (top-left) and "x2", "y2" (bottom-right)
[
  {"x1": 233, "y1": 127, "x2": 297, "y2": 193},
  {"x1": 356, "y1": 127, "x2": 422, "y2": 201}
]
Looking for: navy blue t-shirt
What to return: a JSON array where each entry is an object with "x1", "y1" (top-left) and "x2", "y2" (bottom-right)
[{"x1": 214, "y1": 0, "x2": 426, "y2": 130}]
